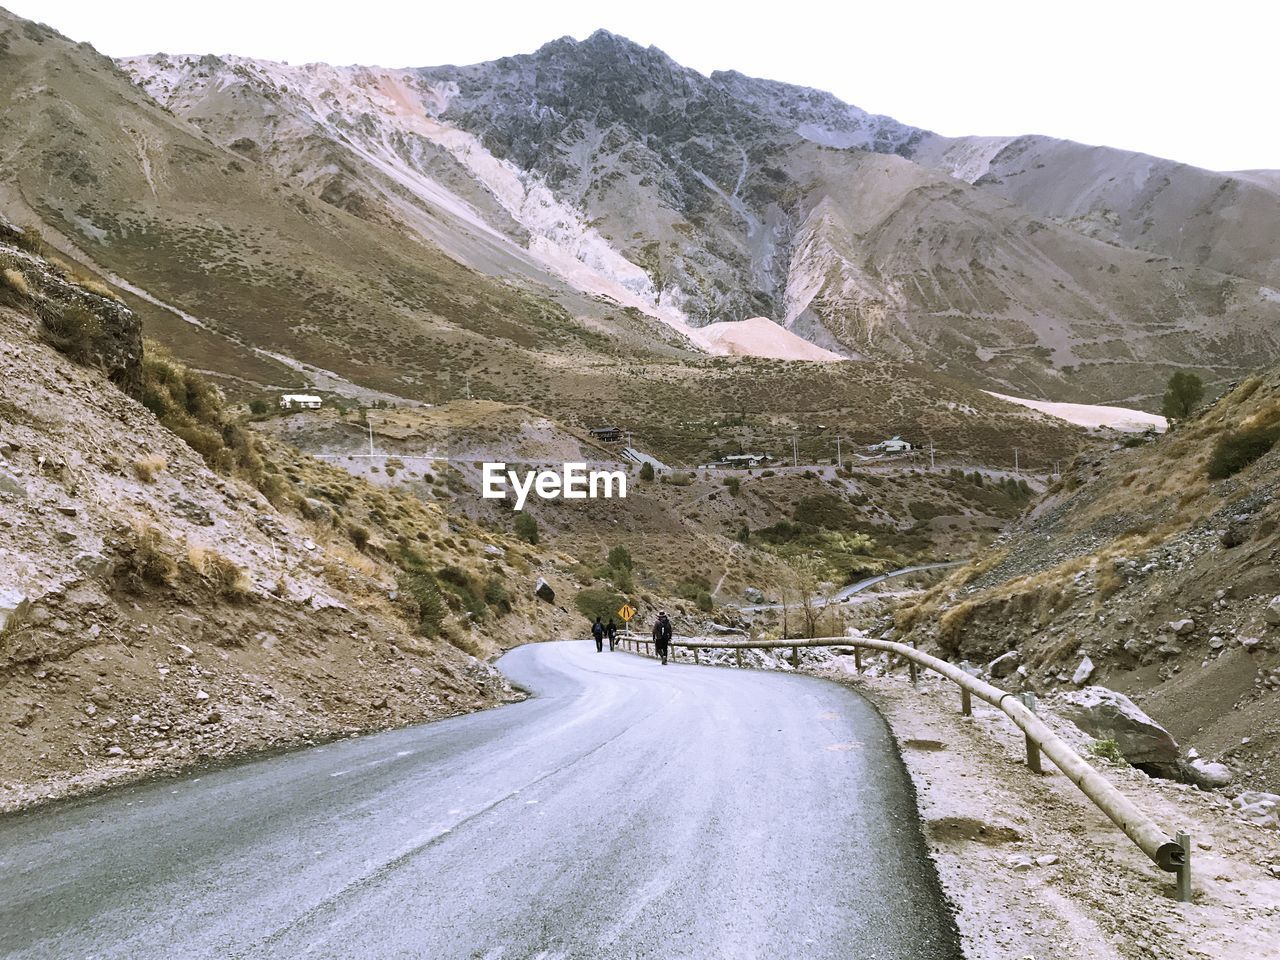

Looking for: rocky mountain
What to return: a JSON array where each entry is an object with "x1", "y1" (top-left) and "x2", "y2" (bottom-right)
[{"x1": 113, "y1": 28, "x2": 1280, "y2": 406}]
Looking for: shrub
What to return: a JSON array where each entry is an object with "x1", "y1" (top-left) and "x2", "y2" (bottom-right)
[
  {"x1": 639, "y1": 461, "x2": 655, "y2": 482},
  {"x1": 39, "y1": 303, "x2": 106, "y2": 364},
  {"x1": 1, "y1": 268, "x2": 31, "y2": 298},
  {"x1": 483, "y1": 577, "x2": 512, "y2": 615},
  {"x1": 188, "y1": 544, "x2": 250, "y2": 599},
  {"x1": 723, "y1": 476, "x2": 740, "y2": 495},
  {"x1": 398, "y1": 569, "x2": 447, "y2": 637},
  {"x1": 513, "y1": 511, "x2": 539, "y2": 544},
  {"x1": 574, "y1": 586, "x2": 626, "y2": 622},
  {"x1": 115, "y1": 524, "x2": 177, "y2": 592},
  {"x1": 12, "y1": 224, "x2": 47, "y2": 256},
  {"x1": 695, "y1": 591, "x2": 713, "y2": 613},
  {"x1": 606, "y1": 545, "x2": 633, "y2": 570},
  {"x1": 132, "y1": 453, "x2": 167, "y2": 482},
  {"x1": 348, "y1": 524, "x2": 371, "y2": 551},
  {"x1": 1207, "y1": 426, "x2": 1280, "y2": 479},
  {"x1": 1088, "y1": 739, "x2": 1128, "y2": 766},
  {"x1": 248, "y1": 399, "x2": 270, "y2": 416}
]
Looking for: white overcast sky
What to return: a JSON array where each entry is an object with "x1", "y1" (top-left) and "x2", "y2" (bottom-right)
[{"x1": 10, "y1": 0, "x2": 1278, "y2": 171}]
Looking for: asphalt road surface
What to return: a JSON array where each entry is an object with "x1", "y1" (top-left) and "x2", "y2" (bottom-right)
[{"x1": 0, "y1": 642, "x2": 962, "y2": 960}]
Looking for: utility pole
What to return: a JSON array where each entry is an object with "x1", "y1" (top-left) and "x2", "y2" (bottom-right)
[
  {"x1": 465, "y1": 373, "x2": 472, "y2": 401},
  {"x1": 368, "y1": 417, "x2": 375, "y2": 456},
  {"x1": 1013, "y1": 446, "x2": 1020, "y2": 473},
  {"x1": 792, "y1": 434, "x2": 799, "y2": 467},
  {"x1": 836, "y1": 436, "x2": 842, "y2": 469}
]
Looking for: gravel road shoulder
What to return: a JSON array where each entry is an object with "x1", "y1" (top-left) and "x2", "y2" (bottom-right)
[{"x1": 813, "y1": 659, "x2": 1280, "y2": 960}]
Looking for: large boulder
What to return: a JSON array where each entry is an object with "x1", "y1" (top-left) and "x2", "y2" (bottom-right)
[
  {"x1": 1072, "y1": 655, "x2": 1095, "y2": 685},
  {"x1": 1187, "y1": 758, "x2": 1233, "y2": 789},
  {"x1": 534, "y1": 578, "x2": 555, "y2": 603},
  {"x1": 1060, "y1": 686, "x2": 1180, "y2": 775},
  {"x1": 987, "y1": 649, "x2": 1021, "y2": 679}
]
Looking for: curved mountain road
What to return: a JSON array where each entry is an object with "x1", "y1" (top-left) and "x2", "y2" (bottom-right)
[
  {"x1": 0, "y1": 641, "x2": 961, "y2": 959},
  {"x1": 735, "y1": 560, "x2": 965, "y2": 613}
]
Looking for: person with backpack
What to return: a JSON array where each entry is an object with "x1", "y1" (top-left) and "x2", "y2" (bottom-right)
[
  {"x1": 591, "y1": 616, "x2": 605, "y2": 653},
  {"x1": 605, "y1": 618, "x2": 618, "y2": 651},
  {"x1": 652, "y1": 611, "x2": 673, "y2": 665}
]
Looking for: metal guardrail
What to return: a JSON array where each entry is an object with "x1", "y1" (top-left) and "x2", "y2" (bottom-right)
[{"x1": 617, "y1": 631, "x2": 1192, "y2": 901}]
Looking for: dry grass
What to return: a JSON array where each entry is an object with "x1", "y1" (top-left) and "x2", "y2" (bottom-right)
[
  {"x1": 132, "y1": 453, "x2": 167, "y2": 483},
  {"x1": 1242, "y1": 399, "x2": 1280, "y2": 432},
  {"x1": 186, "y1": 542, "x2": 251, "y2": 599},
  {"x1": 117, "y1": 521, "x2": 178, "y2": 591},
  {"x1": 2, "y1": 268, "x2": 31, "y2": 298}
]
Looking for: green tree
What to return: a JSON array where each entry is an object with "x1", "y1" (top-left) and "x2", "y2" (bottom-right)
[
  {"x1": 248, "y1": 399, "x2": 269, "y2": 416},
  {"x1": 607, "y1": 545, "x2": 633, "y2": 570},
  {"x1": 1161, "y1": 372, "x2": 1204, "y2": 421},
  {"x1": 639, "y1": 461, "x2": 655, "y2": 482},
  {"x1": 513, "y1": 511, "x2": 539, "y2": 544}
]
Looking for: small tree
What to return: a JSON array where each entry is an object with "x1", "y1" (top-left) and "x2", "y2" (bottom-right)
[
  {"x1": 513, "y1": 511, "x2": 539, "y2": 544},
  {"x1": 639, "y1": 461, "x2": 655, "y2": 482},
  {"x1": 248, "y1": 399, "x2": 269, "y2": 416},
  {"x1": 1161, "y1": 372, "x2": 1204, "y2": 421},
  {"x1": 606, "y1": 545, "x2": 633, "y2": 570}
]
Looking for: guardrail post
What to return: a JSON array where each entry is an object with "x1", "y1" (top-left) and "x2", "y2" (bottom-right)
[
  {"x1": 1020, "y1": 692, "x2": 1042, "y2": 774},
  {"x1": 961, "y1": 688, "x2": 972, "y2": 716},
  {"x1": 909, "y1": 639, "x2": 919, "y2": 686},
  {"x1": 735, "y1": 648, "x2": 743, "y2": 668},
  {"x1": 1175, "y1": 831, "x2": 1192, "y2": 903},
  {"x1": 790, "y1": 645, "x2": 799, "y2": 668},
  {"x1": 853, "y1": 647, "x2": 862, "y2": 674},
  {"x1": 694, "y1": 647, "x2": 700, "y2": 665}
]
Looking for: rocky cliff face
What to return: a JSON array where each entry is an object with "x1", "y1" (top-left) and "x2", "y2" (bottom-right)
[{"x1": 0, "y1": 216, "x2": 142, "y2": 397}]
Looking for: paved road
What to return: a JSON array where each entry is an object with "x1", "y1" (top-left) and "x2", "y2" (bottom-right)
[
  {"x1": 735, "y1": 561, "x2": 965, "y2": 613},
  {"x1": 0, "y1": 642, "x2": 961, "y2": 960}
]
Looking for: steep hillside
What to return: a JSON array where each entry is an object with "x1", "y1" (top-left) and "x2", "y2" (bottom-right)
[
  {"x1": 0, "y1": 224, "x2": 587, "y2": 811},
  {"x1": 253, "y1": 401, "x2": 1047, "y2": 613},
  {"x1": 0, "y1": 11, "x2": 698, "y2": 406},
  {"x1": 109, "y1": 30, "x2": 1280, "y2": 404},
  {"x1": 893, "y1": 369, "x2": 1280, "y2": 792},
  {"x1": 910, "y1": 134, "x2": 1280, "y2": 291}
]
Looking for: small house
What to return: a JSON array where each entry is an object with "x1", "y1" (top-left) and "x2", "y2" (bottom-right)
[
  {"x1": 589, "y1": 426, "x2": 623, "y2": 443},
  {"x1": 721, "y1": 453, "x2": 770, "y2": 468},
  {"x1": 870, "y1": 436, "x2": 912, "y2": 453},
  {"x1": 279, "y1": 394, "x2": 322, "y2": 410}
]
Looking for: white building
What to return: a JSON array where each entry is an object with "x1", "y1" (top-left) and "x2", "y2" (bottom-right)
[
  {"x1": 279, "y1": 394, "x2": 322, "y2": 410},
  {"x1": 870, "y1": 436, "x2": 913, "y2": 453}
]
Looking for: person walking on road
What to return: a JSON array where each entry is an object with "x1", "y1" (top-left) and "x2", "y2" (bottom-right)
[
  {"x1": 591, "y1": 616, "x2": 605, "y2": 653},
  {"x1": 606, "y1": 618, "x2": 617, "y2": 651},
  {"x1": 652, "y1": 611, "x2": 672, "y2": 665}
]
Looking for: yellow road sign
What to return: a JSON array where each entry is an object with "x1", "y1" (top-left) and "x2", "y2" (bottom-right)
[{"x1": 618, "y1": 603, "x2": 636, "y2": 623}]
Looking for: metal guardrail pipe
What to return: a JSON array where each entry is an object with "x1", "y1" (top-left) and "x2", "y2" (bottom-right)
[{"x1": 617, "y1": 631, "x2": 1188, "y2": 897}]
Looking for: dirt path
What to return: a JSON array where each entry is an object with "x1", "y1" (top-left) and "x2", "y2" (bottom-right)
[{"x1": 813, "y1": 661, "x2": 1280, "y2": 960}]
